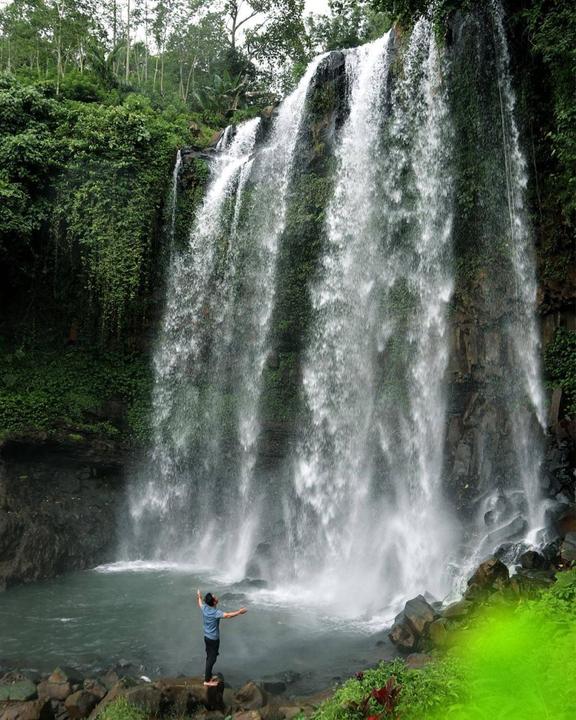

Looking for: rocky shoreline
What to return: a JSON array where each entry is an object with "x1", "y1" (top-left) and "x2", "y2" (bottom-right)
[
  {"x1": 388, "y1": 539, "x2": 576, "y2": 654},
  {"x1": 0, "y1": 666, "x2": 335, "y2": 720}
]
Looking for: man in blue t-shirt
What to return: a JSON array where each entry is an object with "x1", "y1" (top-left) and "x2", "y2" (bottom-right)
[{"x1": 197, "y1": 589, "x2": 247, "y2": 686}]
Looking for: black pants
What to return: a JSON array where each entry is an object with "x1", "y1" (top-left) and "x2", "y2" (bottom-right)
[{"x1": 204, "y1": 637, "x2": 220, "y2": 682}]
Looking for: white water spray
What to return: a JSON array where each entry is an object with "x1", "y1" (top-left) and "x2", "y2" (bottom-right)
[{"x1": 285, "y1": 22, "x2": 458, "y2": 616}]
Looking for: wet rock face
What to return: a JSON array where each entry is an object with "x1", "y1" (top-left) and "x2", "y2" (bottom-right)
[
  {"x1": 0, "y1": 438, "x2": 124, "y2": 591},
  {"x1": 464, "y1": 557, "x2": 509, "y2": 600},
  {"x1": 388, "y1": 595, "x2": 440, "y2": 652}
]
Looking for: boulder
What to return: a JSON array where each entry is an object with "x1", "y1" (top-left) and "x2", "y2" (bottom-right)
[
  {"x1": 64, "y1": 692, "x2": 98, "y2": 720},
  {"x1": 560, "y1": 532, "x2": 576, "y2": 562},
  {"x1": 98, "y1": 673, "x2": 119, "y2": 693},
  {"x1": 388, "y1": 618, "x2": 416, "y2": 652},
  {"x1": 405, "y1": 653, "x2": 433, "y2": 669},
  {"x1": 541, "y1": 540, "x2": 562, "y2": 566},
  {"x1": 389, "y1": 595, "x2": 439, "y2": 651},
  {"x1": 428, "y1": 618, "x2": 450, "y2": 647},
  {"x1": 37, "y1": 670, "x2": 76, "y2": 703},
  {"x1": 120, "y1": 686, "x2": 163, "y2": 715},
  {"x1": 154, "y1": 678, "x2": 205, "y2": 715},
  {"x1": 465, "y1": 557, "x2": 509, "y2": 599},
  {"x1": 509, "y1": 570, "x2": 555, "y2": 596},
  {"x1": 154, "y1": 677, "x2": 224, "y2": 713},
  {"x1": 234, "y1": 682, "x2": 266, "y2": 711},
  {"x1": 0, "y1": 680, "x2": 37, "y2": 703},
  {"x1": 557, "y1": 507, "x2": 576, "y2": 536},
  {"x1": 80, "y1": 683, "x2": 105, "y2": 703},
  {"x1": 260, "y1": 705, "x2": 286, "y2": 720},
  {"x1": 48, "y1": 701, "x2": 67, "y2": 720},
  {"x1": 233, "y1": 712, "x2": 262, "y2": 720},
  {"x1": 403, "y1": 595, "x2": 440, "y2": 635},
  {"x1": 442, "y1": 599, "x2": 473, "y2": 619},
  {"x1": 222, "y1": 689, "x2": 236, "y2": 710},
  {"x1": 518, "y1": 550, "x2": 549, "y2": 570},
  {"x1": 0, "y1": 700, "x2": 52, "y2": 720}
]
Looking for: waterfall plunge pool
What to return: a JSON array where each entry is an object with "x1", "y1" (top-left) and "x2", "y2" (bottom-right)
[{"x1": 0, "y1": 562, "x2": 397, "y2": 694}]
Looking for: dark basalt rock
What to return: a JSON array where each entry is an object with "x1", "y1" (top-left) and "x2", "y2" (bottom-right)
[
  {"x1": 234, "y1": 682, "x2": 267, "y2": 711},
  {"x1": 389, "y1": 595, "x2": 440, "y2": 652},
  {"x1": 518, "y1": 550, "x2": 549, "y2": 570},
  {"x1": 464, "y1": 557, "x2": 509, "y2": 600},
  {"x1": 0, "y1": 698, "x2": 53, "y2": 720},
  {"x1": 0, "y1": 439, "x2": 124, "y2": 591},
  {"x1": 63, "y1": 691, "x2": 98, "y2": 720},
  {"x1": 560, "y1": 532, "x2": 576, "y2": 562}
]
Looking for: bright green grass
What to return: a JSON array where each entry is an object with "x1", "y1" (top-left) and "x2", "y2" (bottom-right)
[{"x1": 98, "y1": 698, "x2": 147, "y2": 720}]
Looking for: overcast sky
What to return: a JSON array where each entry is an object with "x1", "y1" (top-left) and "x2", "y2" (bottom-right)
[{"x1": 0, "y1": 0, "x2": 332, "y2": 16}]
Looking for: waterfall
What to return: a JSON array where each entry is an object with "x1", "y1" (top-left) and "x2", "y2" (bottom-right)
[
  {"x1": 462, "y1": 2, "x2": 547, "y2": 564},
  {"x1": 124, "y1": 3, "x2": 546, "y2": 617},
  {"x1": 284, "y1": 21, "x2": 457, "y2": 615},
  {"x1": 168, "y1": 149, "x2": 182, "y2": 245},
  {"x1": 126, "y1": 56, "x2": 327, "y2": 568},
  {"x1": 491, "y1": 0, "x2": 546, "y2": 535}
]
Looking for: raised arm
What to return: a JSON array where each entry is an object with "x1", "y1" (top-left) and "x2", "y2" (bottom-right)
[
  {"x1": 197, "y1": 589, "x2": 203, "y2": 609},
  {"x1": 222, "y1": 607, "x2": 247, "y2": 619}
]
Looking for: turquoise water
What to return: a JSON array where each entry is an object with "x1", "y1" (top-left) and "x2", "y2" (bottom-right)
[{"x1": 0, "y1": 563, "x2": 394, "y2": 694}]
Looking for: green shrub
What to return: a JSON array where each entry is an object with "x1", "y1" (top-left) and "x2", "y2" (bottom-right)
[
  {"x1": 0, "y1": 347, "x2": 152, "y2": 444},
  {"x1": 544, "y1": 328, "x2": 576, "y2": 416},
  {"x1": 98, "y1": 698, "x2": 147, "y2": 720},
  {"x1": 312, "y1": 571, "x2": 576, "y2": 720}
]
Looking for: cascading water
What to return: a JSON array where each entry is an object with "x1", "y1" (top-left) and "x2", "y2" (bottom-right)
[
  {"x1": 125, "y1": 56, "x2": 327, "y2": 569},
  {"x1": 124, "y1": 3, "x2": 546, "y2": 618},
  {"x1": 167, "y1": 149, "x2": 182, "y2": 244},
  {"x1": 458, "y1": 1, "x2": 547, "y2": 566},
  {"x1": 283, "y1": 21, "x2": 458, "y2": 616},
  {"x1": 491, "y1": 0, "x2": 546, "y2": 535}
]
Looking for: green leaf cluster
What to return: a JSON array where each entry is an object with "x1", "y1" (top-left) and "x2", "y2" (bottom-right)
[
  {"x1": 544, "y1": 328, "x2": 576, "y2": 417},
  {"x1": 52, "y1": 99, "x2": 190, "y2": 329},
  {"x1": 97, "y1": 697, "x2": 147, "y2": 720},
  {"x1": 0, "y1": 346, "x2": 152, "y2": 444}
]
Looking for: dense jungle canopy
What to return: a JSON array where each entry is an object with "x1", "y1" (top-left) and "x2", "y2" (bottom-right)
[{"x1": 0, "y1": 0, "x2": 574, "y2": 444}]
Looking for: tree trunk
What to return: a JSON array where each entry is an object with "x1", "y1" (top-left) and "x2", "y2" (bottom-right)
[
  {"x1": 56, "y1": 6, "x2": 63, "y2": 95},
  {"x1": 184, "y1": 61, "x2": 195, "y2": 103},
  {"x1": 153, "y1": 53, "x2": 159, "y2": 92},
  {"x1": 112, "y1": 0, "x2": 118, "y2": 77},
  {"x1": 125, "y1": 0, "x2": 131, "y2": 84}
]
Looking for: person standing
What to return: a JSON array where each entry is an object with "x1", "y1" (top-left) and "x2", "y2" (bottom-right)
[{"x1": 197, "y1": 589, "x2": 247, "y2": 686}]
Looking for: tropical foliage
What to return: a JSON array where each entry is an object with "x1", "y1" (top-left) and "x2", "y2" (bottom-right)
[{"x1": 311, "y1": 570, "x2": 576, "y2": 720}]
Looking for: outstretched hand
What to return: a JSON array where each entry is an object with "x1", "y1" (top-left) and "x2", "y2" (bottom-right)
[{"x1": 239, "y1": 607, "x2": 247, "y2": 615}]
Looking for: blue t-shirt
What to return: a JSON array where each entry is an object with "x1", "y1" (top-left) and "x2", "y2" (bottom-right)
[{"x1": 202, "y1": 604, "x2": 224, "y2": 640}]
